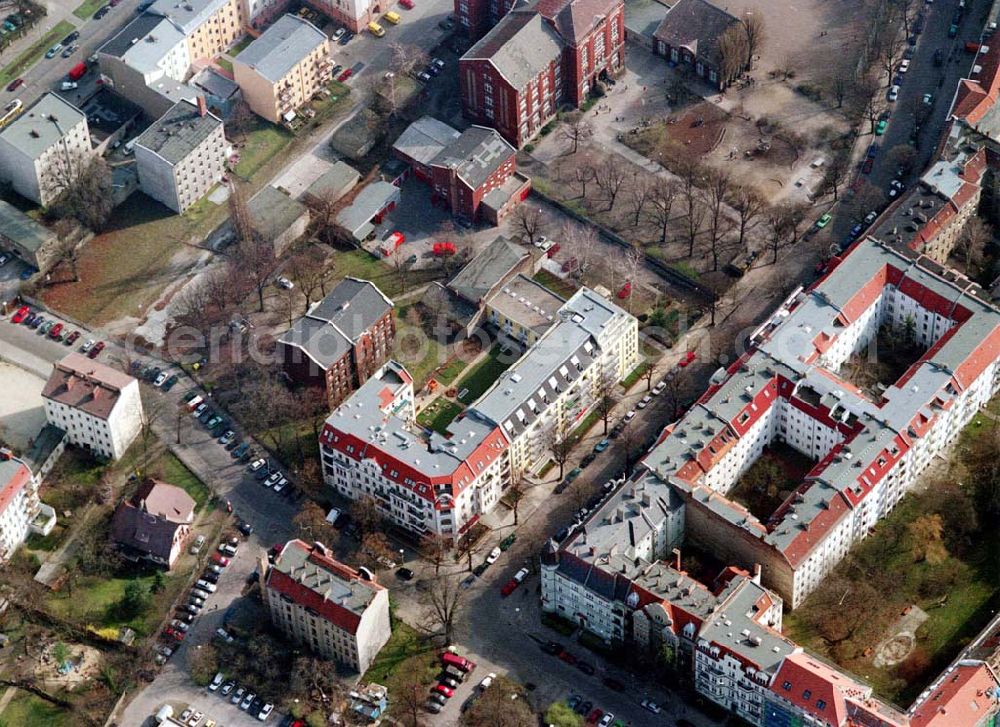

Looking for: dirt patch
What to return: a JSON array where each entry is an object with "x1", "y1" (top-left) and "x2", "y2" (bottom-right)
[
  {"x1": 34, "y1": 642, "x2": 103, "y2": 688},
  {"x1": 873, "y1": 606, "x2": 928, "y2": 668}
]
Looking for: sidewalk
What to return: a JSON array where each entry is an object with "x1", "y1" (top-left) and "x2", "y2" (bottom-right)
[{"x1": 1, "y1": 6, "x2": 78, "y2": 69}]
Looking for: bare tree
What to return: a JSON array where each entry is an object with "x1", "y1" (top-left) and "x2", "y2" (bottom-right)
[
  {"x1": 741, "y1": 9, "x2": 766, "y2": 70},
  {"x1": 508, "y1": 480, "x2": 526, "y2": 525},
  {"x1": 826, "y1": 70, "x2": 853, "y2": 108},
  {"x1": 351, "y1": 496, "x2": 384, "y2": 537},
  {"x1": 955, "y1": 217, "x2": 993, "y2": 274},
  {"x1": 229, "y1": 180, "x2": 256, "y2": 245},
  {"x1": 547, "y1": 419, "x2": 576, "y2": 480},
  {"x1": 628, "y1": 176, "x2": 653, "y2": 227},
  {"x1": 619, "y1": 244, "x2": 643, "y2": 313},
  {"x1": 878, "y1": 39, "x2": 904, "y2": 88},
  {"x1": 389, "y1": 41, "x2": 430, "y2": 76},
  {"x1": 766, "y1": 207, "x2": 791, "y2": 264},
  {"x1": 234, "y1": 235, "x2": 275, "y2": 311},
  {"x1": 421, "y1": 533, "x2": 449, "y2": 575},
  {"x1": 564, "y1": 223, "x2": 600, "y2": 280},
  {"x1": 731, "y1": 185, "x2": 766, "y2": 253},
  {"x1": 561, "y1": 110, "x2": 591, "y2": 154},
  {"x1": 594, "y1": 158, "x2": 627, "y2": 211},
  {"x1": 820, "y1": 151, "x2": 853, "y2": 202},
  {"x1": 718, "y1": 23, "x2": 749, "y2": 84},
  {"x1": 512, "y1": 206, "x2": 545, "y2": 244},
  {"x1": 704, "y1": 171, "x2": 733, "y2": 271},
  {"x1": 423, "y1": 573, "x2": 463, "y2": 644},
  {"x1": 225, "y1": 99, "x2": 256, "y2": 143},
  {"x1": 50, "y1": 156, "x2": 114, "y2": 231},
  {"x1": 649, "y1": 181, "x2": 679, "y2": 245},
  {"x1": 52, "y1": 233, "x2": 82, "y2": 282},
  {"x1": 287, "y1": 247, "x2": 335, "y2": 311},
  {"x1": 594, "y1": 368, "x2": 619, "y2": 435},
  {"x1": 685, "y1": 196, "x2": 707, "y2": 258},
  {"x1": 574, "y1": 165, "x2": 595, "y2": 198}
]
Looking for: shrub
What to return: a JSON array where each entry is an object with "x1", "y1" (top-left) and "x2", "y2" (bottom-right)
[
  {"x1": 524, "y1": 143, "x2": 535, "y2": 152},
  {"x1": 540, "y1": 122, "x2": 554, "y2": 136}
]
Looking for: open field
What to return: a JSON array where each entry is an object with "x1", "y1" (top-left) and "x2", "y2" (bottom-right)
[{"x1": 0, "y1": 21, "x2": 75, "y2": 86}]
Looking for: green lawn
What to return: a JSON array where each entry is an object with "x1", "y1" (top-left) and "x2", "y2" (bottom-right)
[
  {"x1": 416, "y1": 398, "x2": 463, "y2": 435},
  {"x1": 620, "y1": 361, "x2": 652, "y2": 390},
  {"x1": 0, "y1": 692, "x2": 71, "y2": 727},
  {"x1": 570, "y1": 409, "x2": 601, "y2": 441},
  {"x1": 334, "y1": 249, "x2": 444, "y2": 299},
  {"x1": 456, "y1": 343, "x2": 518, "y2": 404},
  {"x1": 215, "y1": 57, "x2": 233, "y2": 73},
  {"x1": 73, "y1": 0, "x2": 105, "y2": 19},
  {"x1": 533, "y1": 269, "x2": 577, "y2": 300},
  {"x1": 0, "y1": 20, "x2": 76, "y2": 86},
  {"x1": 230, "y1": 35, "x2": 254, "y2": 55},
  {"x1": 434, "y1": 356, "x2": 470, "y2": 384},
  {"x1": 362, "y1": 617, "x2": 438, "y2": 715},
  {"x1": 234, "y1": 120, "x2": 294, "y2": 179}
]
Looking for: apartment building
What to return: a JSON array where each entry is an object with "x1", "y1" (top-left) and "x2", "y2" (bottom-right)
[
  {"x1": 110, "y1": 480, "x2": 195, "y2": 569},
  {"x1": 233, "y1": 14, "x2": 332, "y2": 123},
  {"x1": 265, "y1": 539, "x2": 391, "y2": 673},
  {"x1": 471, "y1": 287, "x2": 639, "y2": 480},
  {"x1": 42, "y1": 354, "x2": 144, "y2": 461},
  {"x1": 393, "y1": 117, "x2": 529, "y2": 223},
  {"x1": 0, "y1": 93, "x2": 92, "y2": 207},
  {"x1": 147, "y1": 0, "x2": 246, "y2": 63},
  {"x1": 277, "y1": 277, "x2": 395, "y2": 406},
  {"x1": 320, "y1": 361, "x2": 510, "y2": 539},
  {"x1": 302, "y1": 0, "x2": 387, "y2": 34},
  {"x1": 459, "y1": 0, "x2": 625, "y2": 147},
  {"x1": 0, "y1": 454, "x2": 40, "y2": 563},
  {"x1": 641, "y1": 238, "x2": 1000, "y2": 608},
  {"x1": 135, "y1": 98, "x2": 228, "y2": 212}
]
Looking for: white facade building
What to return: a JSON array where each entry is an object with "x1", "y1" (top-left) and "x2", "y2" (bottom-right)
[
  {"x1": 42, "y1": 353, "x2": 144, "y2": 460},
  {"x1": 0, "y1": 93, "x2": 92, "y2": 207},
  {"x1": 0, "y1": 455, "x2": 38, "y2": 562},
  {"x1": 264, "y1": 539, "x2": 391, "y2": 673}
]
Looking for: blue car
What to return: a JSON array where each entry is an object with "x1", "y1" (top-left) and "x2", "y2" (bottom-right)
[
  {"x1": 850, "y1": 223, "x2": 863, "y2": 239},
  {"x1": 19, "y1": 267, "x2": 37, "y2": 280},
  {"x1": 594, "y1": 439, "x2": 610, "y2": 453}
]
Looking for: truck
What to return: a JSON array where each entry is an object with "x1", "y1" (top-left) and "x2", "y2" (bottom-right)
[{"x1": 67, "y1": 62, "x2": 87, "y2": 81}]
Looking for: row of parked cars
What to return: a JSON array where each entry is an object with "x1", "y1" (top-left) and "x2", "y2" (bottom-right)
[
  {"x1": 8, "y1": 305, "x2": 107, "y2": 356},
  {"x1": 207, "y1": 672, "x2": 275, "y2": 721},
  {"x1": 425, "y1": 650, "x2": 481, "y2": 714},
  {"x1": 248, "y1": 456, "x2": 290, "y2": 496}
]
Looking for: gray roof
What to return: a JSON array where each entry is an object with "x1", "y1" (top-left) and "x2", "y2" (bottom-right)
[
  {"x1": 98, "y1": 13, "x2": 183, "y2": 73},
  {"x1": 335, "y1": 181, "x2": 400, "y2": 237},
  {"x1": 624, "y1": 0, "x2": 670, "y2": 39},
  {"x1": 278, "y1": 277, "x2": 393, "y2": 370},
  {"x1": 270, "y1": 539, "x2": 382, "y2": 620},
  {"x1": 471, "y1": 287, "x2": 631, "y2": 438},
  {"x1": 653, "y1": 0, "x2": 740, "y2": 65},
  {"x1": 305, "y1": 161, "x2": 360, "y2": 202},
  {"x1": 448, "y1": 235, "x2": 527, "y2": 304},
  {"x1": 430, "y1": 125, "x2": 516, "y2": 191},
  {"x1": 643, "y1": 238, "x2": 1000, "y2": 566},
  {"x1": 147, "y1": 0, "x2": 230, "y2": 34},
  {"x1": 0, "y1": 200, "x2": 56, "y2": 252},
  {"x1": 420, "y1": 282, "x2": 479, "y2": 327},
  {"x1": 236, "y1": 14, "x2": 327, "y2": 83},
  {"x1": 463, "y1": 10, "x2": 564, "y2": 90},
  {"x1": 248, "y1": 185, "x2": 308, "y2": 242},
  {"x1": 0, "y1": 93, "x2": 86, "y2": 161},
  {"x1": 393, "y1": 116, "x2": 461, "y2": 167},
  {"x1": 135, "y1": 99, "x2": 222, "y2": 165},
  {"x1": 485, "y1": 273, "x2": 564, "y2": 336},
  {"x1": 191, "y1": 66, "x2": 240, "y2": 100}
]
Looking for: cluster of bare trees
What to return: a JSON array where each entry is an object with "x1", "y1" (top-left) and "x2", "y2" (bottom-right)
[
  {"x1": 715, "y1": 9, "x2": 767, "y2": 87},
  {"x1": 372, "y1": 42, "x2": 431, "y2": 117},
  {"x1": 48, "y1": 152, "x2": 115, "y2": 232}
]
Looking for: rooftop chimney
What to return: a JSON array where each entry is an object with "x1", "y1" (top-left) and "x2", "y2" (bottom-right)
[
  {"x1": 752, "y1": 563, "x2": 762, "y2": 584},
  {"x1": 672, "y1": 547, "x2": 681, "y2": 571},
  {"x1": 197, "y1": 95, "x2": 207, "y2": 117}
]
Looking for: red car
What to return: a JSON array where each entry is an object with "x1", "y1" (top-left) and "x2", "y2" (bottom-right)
[
  {"x1": 433, "y1": 241, "x2": 456, "y2": 256},
  {"x1": 587, "y1": 708, "x2": 604, "y2": 723},
  {"x1": 617, "y1": 280, "x2": 632, "y2": 299},
  {"x1": 48, "y1": 322, "x2": 63, "y2": 339},
  {"x1": 500, "y1": 579, "x2": 518, "y2": 597},
  {"x1": 65, "y1": 330, "x2": 80, "y2": 346},
  {"x1": 163, "y1": 627, "x2": 185, "y2": 641},
  {"x1": 399, "y1": 0, "x2": 414, "y2": 7},
  {"x1": 11, "y1": 306, "x2": 30, "y2": 324},
  {"x1": 546, "y1": 243, "x2": 561, "y2": 258},
  {"x1": 87, "y1": 341, "x2": 105, "y2": 358},
  {"x1": 6, "y1": 78, "x2": 24, "y2": 92},
  {"x1": 678, "y1": 350, "x2": 696, "y2": 367},
  {"x1": 432, "y1": 684, "x2": 454, "y2": 698},
  {"x1": 337, "y1": 68, "x2": 353, "y2": 82},
  {"x1": 558, "y1": 649, "x2": 577, "y2": 665},
  {"x1": 211, "y1": 553, "x2": 230, "y2": 566},
  {"x1": 861, "y1": 157, "x2": 874, "y2": 174}
]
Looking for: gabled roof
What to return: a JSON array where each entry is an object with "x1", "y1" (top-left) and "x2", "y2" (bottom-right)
[
  {"x1": 652, "y1": 0, "x2": 740, "y2": 65},
  {"x1": 533, "y1": 0, "x2": 621, "y2": 46},
  {"x1": 910, "y1": 662, "x2": 1000, "y2": 727},
  {"x1": 42, "y1": 353, "x2": 136, "y2": 420},
  {"x1": 447, "y1": 235, "x2": 526, "y2": 304},
  {"x1": 110, "y1": 481, "x2": 194, "y2": 563},
  {"x1": 393, "y1": 116, "x2": 461, "y2": 167},
  {"x1": 0, "y1": 458, "x2": 31, "y2": 519},
  {"x1": 462, "y1": 9, "x2": 564, "y2": 90},
  {"x1": 430, "y1": 126, "x2": 516, "y2": 191},
  {"x1": 236, "y1": 14, "x2": 327, "y2": 84}
]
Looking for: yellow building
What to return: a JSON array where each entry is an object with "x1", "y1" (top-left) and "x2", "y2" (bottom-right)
[{"x1": 233, "y1": 14, "x2": 332, "y2": 123}]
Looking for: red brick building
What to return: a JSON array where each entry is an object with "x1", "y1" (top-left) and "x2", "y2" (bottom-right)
[
  {"x1": 392, "y1": 117, "x2": 530, "y2": 223},
  {"x1": 459, "y1": 0, "x2": 625, "y2": 148},
  {"x1": 455, "y1": 0, "x2": 517, "y2": 40},
  {"x1": 276, "y1": 278, "x2": 395, "y2": 406}
]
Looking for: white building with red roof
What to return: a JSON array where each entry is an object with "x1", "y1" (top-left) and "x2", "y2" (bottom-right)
[
  {"x1": 0, "y1": 453, "x2": 39, "y2": 563},
  {"x1": 264, "y1": 539, "x2": 391, "y2": 673}
]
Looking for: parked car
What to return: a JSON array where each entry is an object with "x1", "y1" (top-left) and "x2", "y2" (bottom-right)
[
  {"x1": 11, "y1": 306, "x2": 30, "y2": 324},
  {"x1": 432, "y1": 684, "x2": 454, "y2": 698},
  {"x1": 219, "y1": 429, "x2": 236, "y2": 445},
  {"x1": 396, "y1": 567, "x2": 414, "y2": 580},
  {"x1": 622, "y1": 410, "x2": 636, "y2": 423},
  {"x1": 637, "y1": 394, "x2": 652, "y2": 409},
  {"x1": 485, "y1": 547, "x2": 501, "y2": 565},
  {"x1": 65, "y1": 330, "x2": 80, "y2": 346},
  {"x1": 593, "y1": 439, "x2": 609, "y2": 453},
  {"x1": 45, "y1": 43, "x2": 63, "y2": 58},
  {"x1": 640, "y1": 699, "x2": 661, "y2": 714},
  {"x1": 231, "y1": 686, "x2": 246, "y2": 704}
]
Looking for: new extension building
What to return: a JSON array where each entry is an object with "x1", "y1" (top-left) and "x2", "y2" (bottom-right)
[
  {"x1": 42, "y1": 353, "x2": 144, "y2": 461},
  {"x1": 134, "y1": 98, "x2": 228, "y2": 212},
  {"x1": 265, "y1": 539, "x2": 391, "y2": 673},
  {"x1": 319, "y1": 287, "x2": 638, "y2": 538},
  {"x1": 641, "y1": 237, "x2": 1000, "y2": 609},
  {"x1": 0, "y1": 93, "x2": 92, "y2": 207},
  {"x1": 459, "y1": 0, "x2": 625, "y2": 147},
  {"x1": 233, "y1": 14, "x2": 332, "y2": 123}
]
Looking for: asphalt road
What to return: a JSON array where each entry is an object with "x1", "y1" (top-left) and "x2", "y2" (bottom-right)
[
  {"x1": 828, "y1": 0, "x2": 988, "y2": 243},
  {"x1": 0, "y1": 0, "x2": 141, "y2": 108}
]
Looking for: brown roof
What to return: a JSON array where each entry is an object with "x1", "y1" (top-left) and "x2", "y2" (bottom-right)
[
  {"x1": 42, "y1": 353, "x2": 136, "y2": 420},
  {"x1": 110, "y1": 481, "x2": 194, "y2": 564},
  {"x1": 534, "y1": 0, "x2": 621, "y2": 46},
  {"x1": 652, "y1": 0, "x2": 740, "y2": 66}
]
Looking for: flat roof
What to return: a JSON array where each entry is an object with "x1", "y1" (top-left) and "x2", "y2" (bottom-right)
[
  {"x1": 393, "y1": 116, "x2": 461, "y2": 167},
  {"x1": 98, "y1": 13, "x2": 184, "y2": 73},
  {"x1": 135, "y1": 99, "x2": 222, "y2": 165},
  {"x1": 0, "y1": 93, "x2": 86, "y2": 160},
  {"x1": 485, "y1": 273, "x2": 564, "y2": 336},
  {"x1": 0, "y1": 200, "x2": 56, "y2": 252}
]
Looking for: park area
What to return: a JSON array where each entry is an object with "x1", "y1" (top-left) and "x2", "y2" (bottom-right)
[{"x1": 784, "y1": 400, "x2": 1000, "y2": 706}]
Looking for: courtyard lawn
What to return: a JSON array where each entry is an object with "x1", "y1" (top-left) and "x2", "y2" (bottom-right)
[
  {"x1": 533, "y1": 270, "x2": 577, "y2": 300},
  {"x1": 335, "y1": 249, "x2": 444, "y2": 299},
  {"x1": 433, "y1": 356, "x2": 470, "y2": 385},
  {"x1": 362, "y1": 618, "x2": 439, "y2": 718},
  {"x1": 230, "y1": 35, "x2": 254, "y2": 55},
  {"x1": 233, "y1": 120, "x2": 294, "y2": 179},
  {"x1": 215, "y1": 57, "x2": 233, "y2": 73},
  {"x1": 0, "y1": 21, "x2": 76, "y2": 86},
  {"x1": 620, "y1": 361, "x2": 652, "y2": 390},
  {"x1": 416, "y1": 398, "x2": 463, "y2": 435},
  {"x1": 456, "y1": 343, "x2": 518, "y2": 404}
]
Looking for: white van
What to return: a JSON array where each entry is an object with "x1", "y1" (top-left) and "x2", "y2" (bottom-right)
[
  {"x1": 123, "y1": 138, "x2": 137, "y2": 155},
  {"x1": 195, "y1": 579, "x2": 216, "y2": 593}
]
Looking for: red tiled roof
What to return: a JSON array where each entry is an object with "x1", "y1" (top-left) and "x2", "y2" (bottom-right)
[
  {"x1": 954, "y1": 41, "x2": 1000, "y2": 124},
  {"x1": 771, "y1": 652, "x2": 857, "y2": 724},
  {"x1": 910, "y1": 663, "x2": 1000, "y2": 727},
  {"x1": 267, "y1": 568, "x2": 362, "y2": 634},
  {"x1": 0, "y1": 461, "x2": 30, "y2": 518}
]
